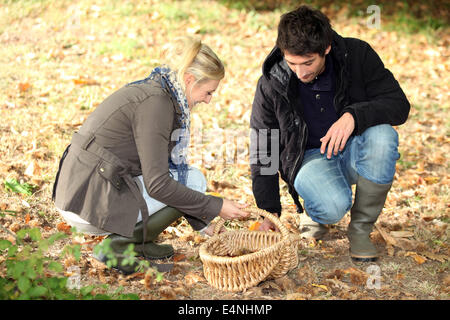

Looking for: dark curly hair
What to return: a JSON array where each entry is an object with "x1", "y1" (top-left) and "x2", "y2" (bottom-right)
[{"x1": 276, "y1": 5, "x2": 333, "y2": 57}]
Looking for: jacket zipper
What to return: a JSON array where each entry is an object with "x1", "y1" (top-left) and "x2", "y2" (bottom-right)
[
  {"x1": 289, "y1": 122, "x2": 307, "y2": 185},
  {"x1": 282, "y1": 81, "x2": 308, "y2": 186},
  {"x1": 333, "y1": 52, "x2": 348, "y2": 112}
]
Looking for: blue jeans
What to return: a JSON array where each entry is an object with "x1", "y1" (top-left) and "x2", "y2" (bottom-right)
[
  {"x1": 293, "y1": 124, "x2": 399, "y2": 225},
  {"x1": 135, "y1": 166, "x2": 207, "y2": 223}
]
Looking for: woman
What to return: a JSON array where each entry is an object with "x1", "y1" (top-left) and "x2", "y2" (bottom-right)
[{"x1": 52, "y1": 37, "x2": 249, "y2": 274}]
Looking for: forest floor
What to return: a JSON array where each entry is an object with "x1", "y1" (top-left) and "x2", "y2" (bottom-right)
[{"x1": 0, "y1": 0, "x2": 448, "y2": 300}]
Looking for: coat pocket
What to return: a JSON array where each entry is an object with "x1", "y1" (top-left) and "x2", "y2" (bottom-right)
[{"x1": 96, "y1": 160, "x2": 123, "y2": 190}]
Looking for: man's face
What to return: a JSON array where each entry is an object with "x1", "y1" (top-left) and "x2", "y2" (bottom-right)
[{"x1": 283, "y1": 45, "x2": 331, "y2": 84}]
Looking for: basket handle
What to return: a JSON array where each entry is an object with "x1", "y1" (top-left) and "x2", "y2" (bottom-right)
[{"x1": 213, "y1": 207, "x2": 290, "y2": 240}]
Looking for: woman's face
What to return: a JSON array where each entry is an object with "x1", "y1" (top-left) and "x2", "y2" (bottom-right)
[{"x1": 184, "y1": 74, "x2": 220, "y2": 109}]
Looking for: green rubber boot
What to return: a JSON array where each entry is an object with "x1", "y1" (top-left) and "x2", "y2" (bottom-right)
[
  {"x1": 93, "y1": 232, "x2": 143, "y2": 275},
  {"x1": 93, "y1": 206, "x2": 183, "y2": 274},
  {"x1": 348, "y1": 176, "x2": 392, "y2": 262},
  {"x1": 134, "y1": 206, "x2": 184, "y2": 259}
]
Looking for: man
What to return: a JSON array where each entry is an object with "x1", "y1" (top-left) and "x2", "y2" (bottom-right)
[{"x1": 250, "y1": 5, "x2": 410, "y2": 262}]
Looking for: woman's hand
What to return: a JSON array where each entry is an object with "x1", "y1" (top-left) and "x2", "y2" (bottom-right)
[{"x1": 219, "y1": 199, "x2": 249, "y2": 220}]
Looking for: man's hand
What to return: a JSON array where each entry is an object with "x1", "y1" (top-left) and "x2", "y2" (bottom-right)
[
  {"x1": 202, "y1": 222, "x2": 226, "y2": 236},
  {"x1": 219, "y1": 199, "x2": 249, "y2": 220},
  {"x1": 320, "y1": 112, "x2": 355, "y2": 159},
  {"x1": 258, "y1": 213, "x2": 280, "y2": 232}
]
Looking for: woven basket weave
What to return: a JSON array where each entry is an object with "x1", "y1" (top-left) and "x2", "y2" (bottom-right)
[{"x1": 199, "y1": 207, "x2": 299, "y2": 292}]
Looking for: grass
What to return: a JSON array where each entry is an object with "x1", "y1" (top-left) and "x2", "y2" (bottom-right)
[
  {"x1": 220, "y1": 0, "x2": 449, "y2": 40},
  {"x1": 0, "y1": 0, "x2": 448, "y2": 301},
  {"x1": 96, "y1": 38, "x2": 144, "y2": 60}
]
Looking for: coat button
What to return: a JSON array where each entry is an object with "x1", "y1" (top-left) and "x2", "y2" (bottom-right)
[
  {"x1": 320, "y1": 107, "x2": 325, "y2": 113},
  {"x1": 100, "y1": 167, "x2": 105, "y2": 172},
  {"x1": 202, "y1": 216, "x2": 207, "y2": 220},
  {"x1": 315, "y1": 94, "x2": 321, "y2": 100}
]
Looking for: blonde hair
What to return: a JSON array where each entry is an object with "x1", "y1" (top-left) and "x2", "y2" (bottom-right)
[{"x1": 163, "y1": 37, "x2": 225, "y2": 89}]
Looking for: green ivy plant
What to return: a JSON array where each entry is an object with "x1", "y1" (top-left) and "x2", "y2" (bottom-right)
[
  {"x1": 92, "y1": 238, "x2": 151, "y2": 273},
  {"x1": 0, "y1": 227, "x2": 139, "y2": 300}
]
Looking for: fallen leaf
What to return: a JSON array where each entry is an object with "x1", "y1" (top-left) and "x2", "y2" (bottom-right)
[
  {"x1": 62, "y1": 256, "x2": 76, "y2": 268},
  {"x1": 243, "y1": 286, "x2": 264, "y2": 296},
  {"x1": 57, "y1": 222, "x2": 72, "y2": 234},
  {"x1": 97, "y1": 270, "x2": 109, "y2": 284},
  {"x1": 28, "y1": 219, "x2": 41, "y2": 228},
  {"x1": 142, "y1": 266, "x2": 171, "y2": 287},
  {"x1": 405, "y1": 251, "x2": 427, "y2": 264},
  {"x1": 341, "y1": 267, "x2": 369, "y2": 286},
  {"x1": 259, "y1": 280, "x2": 282, "y2": 292},
  {"x1": 413, "y1": 255, "x2": 427, "y2": 264},
  {"x1": 325, "y1": 278, "x2": 351, "y2": 291},
  {"x1": 173, "y1": 286, "x2": 189, "y2": 297},
  {"x1": 193, "y1": 234, "x2": 205, "y2": 244},
  {"x1": 19, "y1": 82, "x2": 31, "y2": 92},
  {"x1": 9, "y1": 222, "x2": 21, "y2": 233},
  {"x1": 88, "y1": 257, "x2": 107, "y2": 271},
  {"x1": 396, "y1": 238, "x2": 423, "y2": 251},
  {"x1": 248, "y1": 221, "x2": 261, "y2": 231},
  {"x1": 173, "y1": 253, "x2": 186, "y2": 263},
  {"x1": 285, "y1": 292, "x2": 306, "y2": 300},
  {"x1": 274, "y1": 276, "x2": 296, "y2": 292},
  {"x1": 125, "y1": 272, "x2": 145, "y2": 281},
  {"x1": 395, "y1": 273, "x2": 405, "y2": 280},
  {"x1": 375, "y1": 224, "x2": 398, "y2": 247},
  {"x1": 311, "y1": 283, "x2": 329, "y2": 292},
  {"x1": 72, "y1": 234, "x2": 85, "y2": 244},
  {"x1": 422, "y1": 251, "x2": 448, "y2": 263},
  {"x1": 166, "y1": 226, "x2": 183, "y2": 237},
  {"x1": 424, "y1": 176, "x2": 440, "y2": 184},
  {"x1": 73, "y1": 77, "x2": 99, "y2": 86},
  {"x1": 205, "y1": 191, "x2": 223, "y2": 198},
  {"x1": 118, "y1": 279, "x2": 128, "y2": 286},
  {"x1": 159, "y1": 286, "x2": 176, "y2": 300},
  {"x1": 390, "y1": 230, "x2": 414, "y2": 238},
  {"x1": 296, "y1": 263, "x2": 317, "y2": 284},
  {"x1": 387, "y1": 245, "x2": 396, "y2": 256},
  {"x1": 442, "y1": 274, "x2": 450, "y2": 287},
  {"x1": 184, "y1": 272, "x2": 205, "y2": 286}
]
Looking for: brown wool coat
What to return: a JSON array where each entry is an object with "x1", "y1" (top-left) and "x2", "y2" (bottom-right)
[{"x1": 53, "y1": 78, "x2": 223, "y2": 237}]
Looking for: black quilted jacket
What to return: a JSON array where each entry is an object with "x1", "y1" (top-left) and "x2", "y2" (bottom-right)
[{"x1": 250, "y1": 30, "x2": 410, "y2": 214}]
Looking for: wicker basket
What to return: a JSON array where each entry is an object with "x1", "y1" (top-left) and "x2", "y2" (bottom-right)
[{"x1": 199, "y1": 207, "x2": 300, "y2": 292}]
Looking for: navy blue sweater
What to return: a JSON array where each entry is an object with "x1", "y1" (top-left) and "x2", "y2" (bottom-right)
[{"x1": 298, "y1": 54, "x2": 338, "y2": 149}]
